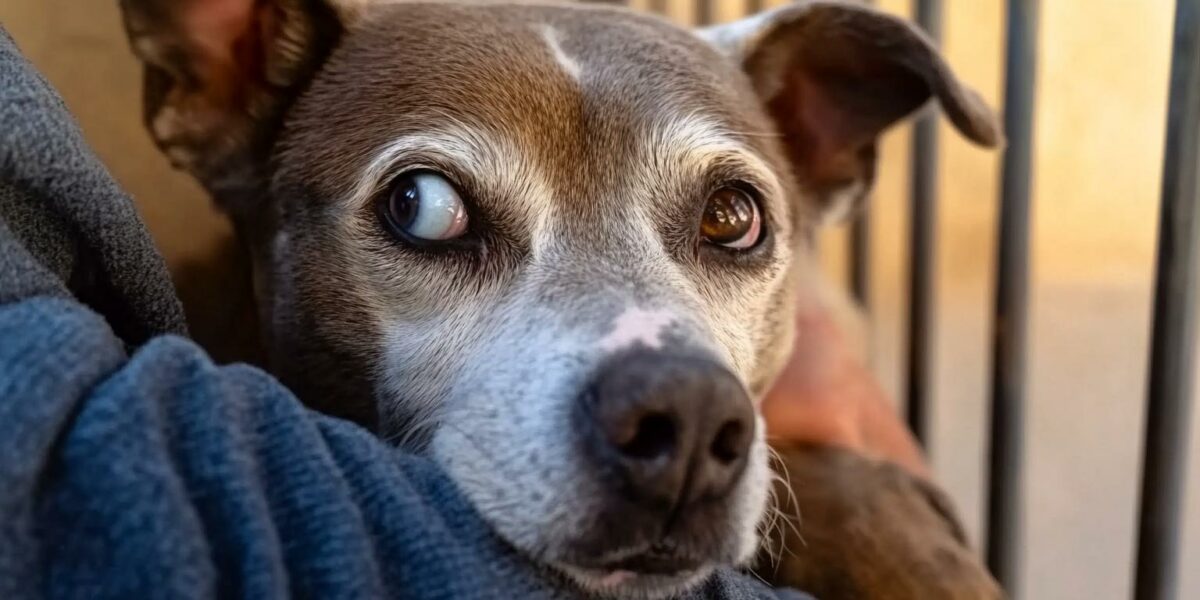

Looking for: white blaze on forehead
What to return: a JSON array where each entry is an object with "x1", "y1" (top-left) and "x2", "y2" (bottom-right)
[
  {"x1": 539, "y1": 25, "x2": 582, "y2": 82},
  {"x1": 598, "y1": 307, "x2": 678, "y2": 352}
]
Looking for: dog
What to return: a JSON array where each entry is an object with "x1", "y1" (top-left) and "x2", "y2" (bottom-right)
[{"x1": 119, "y1": 0, "x2": 999, "y2": 597}]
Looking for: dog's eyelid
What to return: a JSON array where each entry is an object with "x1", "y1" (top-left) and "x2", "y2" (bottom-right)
[
  {"x1": 353, "y1": 129, "x2": 503, "y2": 209},
  {"x1": 361, "y1": 158, "x2": 500, "y2": 228},
  {"x1": 717, "y1": 175, "x2": 767, "y2": 199},
  {"x1": 371, "y1": 158, "x2": 466, "y2": 198},
  {"x1": 701, "y1": 159, "x2": 780, "y2": 206},
  {"x1": 684, "y1": 141, "x2": 782, "y2": 194}
]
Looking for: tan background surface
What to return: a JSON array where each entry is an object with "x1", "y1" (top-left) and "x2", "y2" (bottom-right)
[{"x1": 3, "y1": 1, "x2": 1197, "y2": 598}]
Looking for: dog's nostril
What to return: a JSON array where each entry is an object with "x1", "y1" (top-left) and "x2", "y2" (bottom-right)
[
  {"x1": 620, "y1": 413, "x2": 676, "y2": 460},
  {"x1": 710, "y1": 420, "x2": 746, "y2": 464}
]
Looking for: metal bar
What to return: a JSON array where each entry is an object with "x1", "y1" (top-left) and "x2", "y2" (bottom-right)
[
  {"x1": 1134, "y1": 2, "x2": 1200, "y2": 599},
  {"x1": 695, "y1": 0, "x2": 714, "y2": 25},
  {"x1": 649, "y1": 0, "x2": 669, "y2": 16},
  {"x1": 848, "y1": 215, "x2": 871, "y2": 308},
  {"x1": 745, "y1": 0, "x2": 765, "y2": 16},
  {"x1": 986, "y1": 0, "x2": 1039, "y2": 593},
  {"x1": 905, "y1": 0, "x2": 943, "y2": 448},
  {"x1": 847, "y1": 0, "x2": 878, "y2": 310}
]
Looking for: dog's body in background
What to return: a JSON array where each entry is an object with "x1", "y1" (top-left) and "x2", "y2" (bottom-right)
[{"x1": 119, "y1": 0, "x2": 1000, "y2": 597}]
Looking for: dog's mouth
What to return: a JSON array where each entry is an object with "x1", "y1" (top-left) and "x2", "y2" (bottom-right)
[
  {"x1": 600, "y1": 548, "x2": 705, "y2": 575},
  {"x1": 575, "y1": 542, "x2": 708, "y2": 576},
  {"x1": 556, "y1": 548, "x2": 714, "y2": 597},
  {"x1": 552, "y1": 540, "x2": 717, "y2": 597}
]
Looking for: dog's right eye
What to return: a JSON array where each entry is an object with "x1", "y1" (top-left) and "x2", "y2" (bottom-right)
[
  {"x1": 380, "y1": 171, "x2": 469, "y2": 243},
  {"x1": 700, "y1": 187, "x2": 762, "y2": 250}
]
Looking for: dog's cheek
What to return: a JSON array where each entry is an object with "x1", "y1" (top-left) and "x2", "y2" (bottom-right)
[
  {"x1": 734, "y1": 416, "x2": 773, "y2": 564},
  {"x1": 430, "y1": 413, "x2": 596, "y2": 558},
  {"x1": 747, "y1": 267, "x2": 801, "y2": 399},
  {"x1": 427, "y1": 332, "x2": 604, "y2": 559},
  {"x1": 696, "y1": 255, "x2": 794, "y2": 392}
]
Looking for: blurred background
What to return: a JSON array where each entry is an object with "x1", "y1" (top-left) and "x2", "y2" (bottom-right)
[{"x1": 2, "y1": 1, "x2": 1196, "y2": 598}]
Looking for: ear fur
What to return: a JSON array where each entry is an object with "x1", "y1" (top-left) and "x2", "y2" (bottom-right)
[{"x1": 120, "y1": 0, "x2": 342, "y2": 216}]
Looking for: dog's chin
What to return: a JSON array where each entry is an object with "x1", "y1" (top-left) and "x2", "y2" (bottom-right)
[
  {"x1": 534, "y1": 495, "x2": 761, "y2": 599},
  {"x1": 555, "y1": 562, "x2": 714, "y2": 600}
]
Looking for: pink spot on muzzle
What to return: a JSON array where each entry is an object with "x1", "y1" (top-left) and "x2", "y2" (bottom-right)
[{"x1": 597, "y1": 307, "x2": 678, "y2": 353}]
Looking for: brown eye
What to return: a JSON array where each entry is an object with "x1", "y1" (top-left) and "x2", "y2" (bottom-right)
[{"x1": 700, "y1": 187, "x2": 762, "y2": 249}]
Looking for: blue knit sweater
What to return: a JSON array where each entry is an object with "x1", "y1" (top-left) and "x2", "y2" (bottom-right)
[{"x1": 0, "y1": 27, "x2": 807, "y2": 600}]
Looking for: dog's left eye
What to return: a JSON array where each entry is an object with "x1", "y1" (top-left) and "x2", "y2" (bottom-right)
[
  {"x1": 380, "y1": 171, "x2": 469, "y2": 243},
  {"x1": 700, "y1": 187, "x2": 762, "y2": 250}
]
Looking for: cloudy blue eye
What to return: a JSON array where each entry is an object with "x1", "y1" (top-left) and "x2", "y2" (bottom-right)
[{"x1": 381, "y1": 171, "x2": 469, "y2": 243}]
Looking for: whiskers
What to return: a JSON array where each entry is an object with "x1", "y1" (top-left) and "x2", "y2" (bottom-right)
[
  {"x1": 754, "y1": 446, "x2": 804, "y2": 577},
  {"x1": 381, "y1": 409, "x2": 440, "y2": 451}
]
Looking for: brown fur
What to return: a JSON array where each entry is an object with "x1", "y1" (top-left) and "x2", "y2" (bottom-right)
[{"x1": 762, "y1": 445, "x2": 1003, "y2": 600}]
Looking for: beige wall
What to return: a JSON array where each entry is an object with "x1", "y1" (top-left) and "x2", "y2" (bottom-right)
[
  {"x1": 3, "y1": 2, "x2": 1197, "y2": 599},
  {"x1": 2, "y1": 1, "x2": 264, "y2": 360},
  {"x1": 1, "y1": 1, "x2": 230, "y2": 267}
]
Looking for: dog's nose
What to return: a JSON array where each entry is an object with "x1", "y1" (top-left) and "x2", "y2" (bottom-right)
[{"x1": 579, "y1": 348, "x2": 755, "y2": 511}]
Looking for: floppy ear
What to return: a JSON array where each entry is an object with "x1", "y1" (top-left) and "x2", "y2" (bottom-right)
[
  {"x1": 120, "y1": 0, "x2": 341, "y2": 216},
  {"x1": 701, "y1": 1, "x2": 1001, "y2": 221}
]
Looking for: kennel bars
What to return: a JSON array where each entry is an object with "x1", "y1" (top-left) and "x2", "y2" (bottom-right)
[
  {"x1": 904, "y1": 0, "x2": 943, "y2": 450},
  {"x1": 986, "y1": 0, "x2": 1037, "y2": 592},
  {"x1": 671, "y1": 0, "x2": 1200, "y2": 597},
  {"x1": 1134, "y1": 2, "x2": 1200, "y2": 599}
]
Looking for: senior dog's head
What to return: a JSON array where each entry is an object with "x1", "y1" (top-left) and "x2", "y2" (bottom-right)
[{"x1": 120, "y1": 0, "x2": 997, "y2": 596}]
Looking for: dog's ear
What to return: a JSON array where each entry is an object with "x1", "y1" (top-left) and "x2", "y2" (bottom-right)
[
  {"x1": 120, "y1": 0, "x2": 341, "y2": 216},
  {"x1": 700, "y1": 1, "x2": 1001, "y2": 221}
]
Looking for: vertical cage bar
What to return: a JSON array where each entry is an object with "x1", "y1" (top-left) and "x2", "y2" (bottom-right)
[
  {"x1": 849, "y1": 215, "x2": 871, "y2": 307},
  {"x1": 1134, "y1": 1, "x2": 1200, "y2": 599},
  {"x1": 847, "y1": 0, "x2": 877, "y2": 310},
  {"x1": 986, "y1": 0, "x2": 1039, "y2": 594},
  {"x1": 695, "y1": 0, "x2": 714, "y2": 25},
  {"x1": 905, "y1": 0, "x2": 943, "y2": 448}
]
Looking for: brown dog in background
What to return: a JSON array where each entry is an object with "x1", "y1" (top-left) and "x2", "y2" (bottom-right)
[{"x1": 121, "y1": 0, "x2": 1002, "y2": 597}]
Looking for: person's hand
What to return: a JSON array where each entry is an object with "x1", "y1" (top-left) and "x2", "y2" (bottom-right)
[{"x1": 761, "y1": 291, "x2": 929, "y2": 480}]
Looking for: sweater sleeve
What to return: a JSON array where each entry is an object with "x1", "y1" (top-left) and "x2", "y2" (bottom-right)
[
  {"x1": 0, "y1": 297, "x2": 539, "y2": 600},
  {"x1": 0, "y1": 298, "x2": 380, "y2": 599}
]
